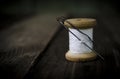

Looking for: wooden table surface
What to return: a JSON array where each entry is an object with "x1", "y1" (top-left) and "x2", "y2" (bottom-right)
[
  {"x1": 0, "y1": 13, "x2": 61, "y2": 79},
  {"x1": 0, "y1": 13, "x2": 120, "y2": 79},
  {"x1": 25, "y1": 15, "x2": 120, "y2": 79}
]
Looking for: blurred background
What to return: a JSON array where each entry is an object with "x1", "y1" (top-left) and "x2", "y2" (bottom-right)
[
  {"x1": 0, "y1": 0, "x2": 119, "y2": 14},
  {"x1": 0, "y1": 0, "x2": 119, "y2": 24}
]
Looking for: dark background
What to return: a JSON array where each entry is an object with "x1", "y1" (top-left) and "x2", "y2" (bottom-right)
[
  {"x1": 0, "y1": 0, "x2": 120, "y2": 16},
  {"x1": 0, "y1": 0, "x2": 120, "y2": 29}
]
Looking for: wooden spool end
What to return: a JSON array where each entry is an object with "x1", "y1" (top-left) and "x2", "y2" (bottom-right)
[
  {"x1": 64, "y1": 18, "x2": 96, "y2": 29},
  {"x1": 65, "y1": 51, "x2": 97, "y2": 62}
]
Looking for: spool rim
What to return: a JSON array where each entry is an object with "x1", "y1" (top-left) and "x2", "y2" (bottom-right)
[
  {"x1": 64, "y1": 18, "x2": 96, "y2": 29},
  {"x1": 65, "y1": 50, "x2": 97, "y2": 62}
]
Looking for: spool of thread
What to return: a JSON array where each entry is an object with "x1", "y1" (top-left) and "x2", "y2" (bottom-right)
[{"x1": 64, "y1": 18, "x2": 97, "y2": 62}]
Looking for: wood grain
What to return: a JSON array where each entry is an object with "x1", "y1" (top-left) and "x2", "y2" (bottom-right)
[
  {"x1": 0, "y1": 13, "x2": 61, "y2": 79},
  {"x1": 24, "y1": 15, "x2": 120, "y2": 79}
]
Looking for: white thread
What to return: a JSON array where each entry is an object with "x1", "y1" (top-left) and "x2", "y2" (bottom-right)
[{"x1": 69, "y1": 28, "x2": 93, "y2": 53}]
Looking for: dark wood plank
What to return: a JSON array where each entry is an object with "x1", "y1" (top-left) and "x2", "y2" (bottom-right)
[
  {"x1": 0, "y1": 13, "x2": 61, "y2": 79},
  {"x1": 24, "y1": 28, "x2": 70, "y2": 79},
  {"x1": 24, "y1": 15, "x2": 120, "y2": 79}
]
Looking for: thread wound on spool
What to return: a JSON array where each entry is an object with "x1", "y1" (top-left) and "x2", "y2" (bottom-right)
[
  {"x1": 64, "y1": 18, "x2": 97, "y2": 62},
  {"x1": 69, "y1": 28, "x2": 93, "y2": 54}
]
